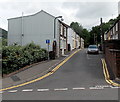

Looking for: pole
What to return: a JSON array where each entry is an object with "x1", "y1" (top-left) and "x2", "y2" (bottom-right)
[
  {"x1": 54, "y1": 18, "x2": 56, "y2": 39},
  {"x1": 94, "y1": 33, "x2": 95, "y2": 44},
  {"x1": 100, "y1": 18, "x2": 104, "y2": 53},
  {"x1": 21, "y1": 12, "x2": 24, "y2": 46},
  {"x1": 54, "y1": 16, "x2": 62, "y2": 39},
  {"x1": 48, "y1": 43, "x2": 50, "y2": 60}
]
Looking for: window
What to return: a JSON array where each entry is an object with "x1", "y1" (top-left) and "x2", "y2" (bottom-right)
[
  {"x1": 116, "y1": 23, "x2": 118, "y2": 31},
  {"x1": 60, "y1": 24, "x2": 63, "y2": 35},
  {"x1": 64, "y1": 27, "x2": 67, "y2": 37}
]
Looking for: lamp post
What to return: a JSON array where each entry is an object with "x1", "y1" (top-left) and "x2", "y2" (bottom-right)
[
  {"x1": 21, "y1": 12, "x2": 24, "y2": 46},
  {"x1": 54, "y1": 16, "x2": 63, "y2": 39},
  {"x1": 100, "y1": 18, "x2": 104, "y2": 53}
]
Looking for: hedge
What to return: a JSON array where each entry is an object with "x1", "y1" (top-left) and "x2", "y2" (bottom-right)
[{"x1": 2, "y1": 43, "x2": 48, "y2": 75}]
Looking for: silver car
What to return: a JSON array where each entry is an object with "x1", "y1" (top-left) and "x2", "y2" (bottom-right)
[{"x1": 87, "y1": 45, "x2": 99, "y2": 54}]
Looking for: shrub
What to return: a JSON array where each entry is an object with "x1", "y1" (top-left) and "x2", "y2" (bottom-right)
[{"x1": 2, "y1": 42, "x2": 47, "y2": 75}]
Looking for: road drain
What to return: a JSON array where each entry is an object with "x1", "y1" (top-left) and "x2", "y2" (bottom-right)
[{"x1": 11, "y1": 75, "x2": 21, "y2": 82}]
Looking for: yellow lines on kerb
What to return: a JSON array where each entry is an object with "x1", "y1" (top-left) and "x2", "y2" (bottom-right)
[
  {"x1": 0, "y1": 49, "x2": 81, "y2": 92},
  {"x1": 101, "y1": 59, "x2": 120, "y2": 87}
]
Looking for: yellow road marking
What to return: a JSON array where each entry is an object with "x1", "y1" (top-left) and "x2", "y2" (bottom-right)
[
  {"x1": 101, "y1": 59, "x2": 120, "y2": 87},
  {"x1": 0, "y1": 49, "x2": 81, "y2": 92}
]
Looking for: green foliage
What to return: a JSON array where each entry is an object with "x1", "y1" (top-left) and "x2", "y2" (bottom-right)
[
  {"x1": 70, "y1": 22, "x2": 83, "y2": 37},
  {"x1": 89, "y1": 15, "x2": 120, "y2": 45},
  {"x1": 2, "y1": 42, "x2": 47, "y2": 75},
  {"x1": 2, "y1": 38, "x2": 7, "y2": 46},
  {"x1": 70, "y1": 15, "x2": 120, "y2": 47},
  {"x1": 70, "y1": 22, "x2": 91, "y2": 47},
  {"x1": 0, "y1": 38, "x2": 2, "y2": 53},
  {"x1": 82, "y1": 29, "x2": 90, "y2": 47}
]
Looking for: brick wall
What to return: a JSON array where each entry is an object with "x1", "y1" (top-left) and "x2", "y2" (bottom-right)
[{"x1": 104, "y1": 40, "x2": 120, "y2": 78}]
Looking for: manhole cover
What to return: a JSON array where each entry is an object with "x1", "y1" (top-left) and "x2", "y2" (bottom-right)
[{"x1": 11, "y1": 75, "x2": 21, "y2": 82}]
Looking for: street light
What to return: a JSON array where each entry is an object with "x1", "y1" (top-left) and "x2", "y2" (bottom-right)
[{"x1": 54, "y1": 16, "x2": 63, "y2": 39}]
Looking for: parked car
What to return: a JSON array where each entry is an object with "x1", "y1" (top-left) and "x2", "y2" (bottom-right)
[{"x1": 87, "y1": 45, "x2": 99, "y2": 54}]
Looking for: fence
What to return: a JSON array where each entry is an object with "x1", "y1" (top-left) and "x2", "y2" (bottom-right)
[{"x1": 104, "y1": 40, "x2": 120, "y2": 79}]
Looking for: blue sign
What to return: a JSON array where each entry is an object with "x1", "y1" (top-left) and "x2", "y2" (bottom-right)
[{"x1": 46, "y1": 39, "x2": 50, "y2": 44}]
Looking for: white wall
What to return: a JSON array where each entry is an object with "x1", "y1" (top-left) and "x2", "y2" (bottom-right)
[
  {"x1": 118, "y1": 1, "x2": 120, "y2": 15},
  {"x1": 81, "y1": 38, "x2": 84, "y2": 49},
  {"x1": 76, "y1": 34, "x2": 80, "y2": 48},
  {"x1": 8, "y1": 11, "x2": 60, "y2": 53},
  {"x1": 8, "y1": 18, "x2": 22, "y2": 45},
  {"x1": 68, "y1": 28, "x2": 75, "y2": 50}
]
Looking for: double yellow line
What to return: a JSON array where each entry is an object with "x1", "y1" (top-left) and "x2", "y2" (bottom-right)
[
  {"x1": 0, "y1": 49, "x2": 81, "y2": 92},
  {"x1": 101, "y1": 59, "x2": 120, "y2": 87}
]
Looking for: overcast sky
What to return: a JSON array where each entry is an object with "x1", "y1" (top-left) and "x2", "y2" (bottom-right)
[{"x1": 0, "y1": 0, "x2": 119, "y2": 31}]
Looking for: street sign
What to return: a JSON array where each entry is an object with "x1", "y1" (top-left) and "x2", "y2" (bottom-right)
[
  {"x1": 46, "y1": 39, "x2": 50, "y2": 44},
  {"x1": 46, "y1": 39, "x2": 50, "y2": 60}
]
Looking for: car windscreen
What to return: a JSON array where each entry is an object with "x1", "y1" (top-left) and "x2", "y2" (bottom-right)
[{"x1": 88, "y1": 45, "x2": 97, "y2": 48}]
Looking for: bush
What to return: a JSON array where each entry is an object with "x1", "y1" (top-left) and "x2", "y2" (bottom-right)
[{"x1": 2, "y1": 42, "x2": 47, "y2": 75}]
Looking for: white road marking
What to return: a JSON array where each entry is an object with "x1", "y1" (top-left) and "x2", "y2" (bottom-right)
[
  {"x1": 73, "y1": 87, "x2": 85, "y2": 90},
  {"x1": 22, "y1": 89, "x2": 33, "y2": 92},
  {"x1": 89, "y1": 87, "x2": 104, "y2": 90},
  {"x1": 37, "y1": 89, "x2": 49, "y2": 92},
  {"x1": 110, "y1": 86, "x2": 120, "y2": 89},
  {"x1": 96, "y1": 85, "x2": 112, "y2": 88},
  {"x1": 54, "y1": 88, "x2": 68, "y2": 91},
  {"x1": 8, "y1": 90, "x2": 18, "y2": 93},
  {"x1": 0, "y1": 91, "x2": 4, "y2": 94}
]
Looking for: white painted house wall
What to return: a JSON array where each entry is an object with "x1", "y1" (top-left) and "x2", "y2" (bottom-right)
[
  {"x1": 68, "y1": 27, "x2": 80, "y2": 50},
  {"x1": 118, "y1": 1, "x2": 120, "y2": 15},
  {"x1": 76, "y1": 34, "x2": 80, "y2": 49},
  {"x1": 68, "y1": 28, "x2": 73, "y2": 51},
  {"x1": 81, "y1": 38, "x2": 84, "y2": 49},
  {"x1": 8, "y1": 10, "x2": 61, "y2": 57}
]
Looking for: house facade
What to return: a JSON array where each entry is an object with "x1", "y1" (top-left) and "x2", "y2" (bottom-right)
[
  {"x1": 8, "y1": 10, "x2": 68, "y2": 58},
  {"x1": 75, "y1": 34, "x2": 80, "y2": 49},
  {"x1": 118, "y1": 1, "x2": 120, "y2": 15},
  {"x1": 80, "y1": 38, "x2": 84, "y2": 49},
  {"x1": 67, "y1": 27, "x2": 81, "y2": 51},
  {"x1": 105, "y1": 19, "x2": 120, "y2": 40},
  {"x1": 67, "y1": 28, "x2": 74, "y2": 51},
  {"x1": 104, "y1": 18, "x2": 120, "y2": 79}
]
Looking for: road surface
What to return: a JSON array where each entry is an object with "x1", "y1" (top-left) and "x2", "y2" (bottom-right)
[{"x1": 2, "y1": 49, "x2": 119, "y2": 100}]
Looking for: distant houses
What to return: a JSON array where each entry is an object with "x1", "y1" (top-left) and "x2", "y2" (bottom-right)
[
  {"x1": 67, "y1": 27, "x2": 81, "y2": 51},
  {"x1": 104, "y1": 19, "x2": 120, "y2": 40},
  {"x1": 0, "y1": 28, "x2": 7, "y2": 39},
  {"x1": 8, "y1": 10, "x2": 84, "y2": 59}
]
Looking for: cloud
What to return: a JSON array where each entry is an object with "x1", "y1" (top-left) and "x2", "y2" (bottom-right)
[
  {"x1": 0, "y1": 0, "x2": 119, "y2": 30},
  {"x1": 0, "y1": 1, "x2": 63, "y2": 30},
  {"x1": 61, "y1": 2, "x2": 118, "y2": 29}
]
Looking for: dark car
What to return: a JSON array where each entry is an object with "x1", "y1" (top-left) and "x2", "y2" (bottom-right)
[{"x1": 87, "y1": 45, "x2": 99, "y2": 54}]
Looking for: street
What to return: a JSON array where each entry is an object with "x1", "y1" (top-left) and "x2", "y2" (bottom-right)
[{"x1": 2, "y1": 49, "x2": 119, "y2": 100}]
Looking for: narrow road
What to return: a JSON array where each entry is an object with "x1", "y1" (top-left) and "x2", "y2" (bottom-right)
[{"x1": 2, "y1": 49, "x2": 118, "y2": 100}]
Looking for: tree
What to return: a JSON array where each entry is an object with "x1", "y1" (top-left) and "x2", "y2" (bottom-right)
[
  {"x1": 70, "y1": 22, "x2": 83, "y2": 37},
  {"x1": 82, "y1": 29, "x2": 90, "y2": 47},
  {"x1": 70, "y1": 22, "x2": 90, "y2": 47}
]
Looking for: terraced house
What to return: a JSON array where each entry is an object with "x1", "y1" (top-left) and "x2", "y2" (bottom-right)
[
  {"x1": 105, "y1": 19, "x2": 120, "y2": 40},
  {"x1": 67, "y1": 27, "x2": 81, "y2": 51},
  {"x1": 8, "y1": 10, "x2": 81, "y2": 59},
  {"x1": 104, "y1": 18, "x2": 120, "y2": 79}
]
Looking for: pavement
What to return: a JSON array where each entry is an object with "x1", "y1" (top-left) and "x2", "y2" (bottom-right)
[{"x1": 2, "y1": 49, "x2": 77, "y2": 89}]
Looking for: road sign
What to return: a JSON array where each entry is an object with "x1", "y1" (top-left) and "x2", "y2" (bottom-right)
[
  {"x1": 46, "y1": 39, "x2": 50, "y2": 44},
  {"x1": 46, "y1": 39, "x2": 50, "y2": 60}
]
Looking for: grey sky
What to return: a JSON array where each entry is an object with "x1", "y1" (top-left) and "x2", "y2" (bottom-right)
[{"x1": 0, "y1": 0, "x2": 119, "y2": 30}]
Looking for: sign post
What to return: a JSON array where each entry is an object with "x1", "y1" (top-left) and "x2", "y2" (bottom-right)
[{"x1": 46, "y1": 39, "x2": 50, "y2": 60}]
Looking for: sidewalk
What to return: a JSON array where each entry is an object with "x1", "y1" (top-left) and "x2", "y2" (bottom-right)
[{"x1": 2, "y1": 49, "x2": 78, "y2": 89}]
